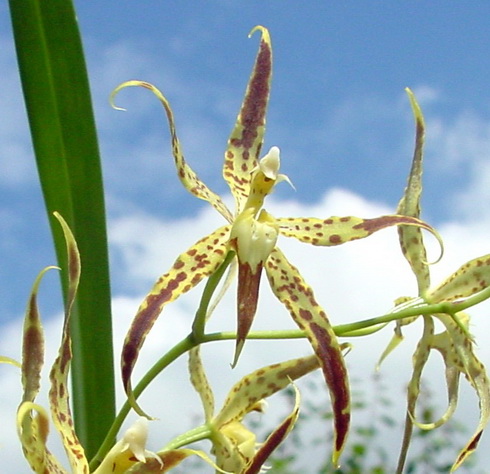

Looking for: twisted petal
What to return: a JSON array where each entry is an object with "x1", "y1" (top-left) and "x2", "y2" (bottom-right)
[
  {"x1": 189, "y1": 346, "x2": 215, "y2": 422},
  {"x1": 17, "y1": 402, "x2": 67, "y2": 474},
  {"x1": 428, "y1": 254, "x2": 490, "y2": 303},
  {"x1": 121, "y1": 225, "x2": 230, "y2": 415},
  {"x1": 397, "y1": 89, "x2": 431, "y2": 295},
  {"x1": 48, "y1": 213, "x2": 89, "y2": 473},
  {"x1": 265, "y1": 247, "x2": 349, "y2": 467},
  {"x1": 111, "y1": 81, "x2": 233, "y2": 223},
  {"x1": 223, "y1": 26, "x2": 272, "y2": 214},
  {"x1": 277, "y1": 214, "x2": 440, "y2": 248},
  {"x1": 396, "y1": 316, "x2": 434, "y2": 471},
  {"x1": 16, "y1": 264, "x2": 67, "y2": 474},
  {"x1": 435, "y1": 315, "x2": 490, "y2": 471}
]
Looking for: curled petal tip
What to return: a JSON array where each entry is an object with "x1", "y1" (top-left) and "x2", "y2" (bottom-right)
[{"x1": 248, "y1": 25, "x2": 270, "y2": 42}]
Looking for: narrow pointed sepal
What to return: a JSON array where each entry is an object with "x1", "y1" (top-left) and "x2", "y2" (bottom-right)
[
  {"x1": 224, "y1": 26, "x2": 273, "y2": 213},
  {"x1": 48, "y1": 213, "x2": 89, "y2": 473},
  {"x1": 265, "y1": 247, "x2": 349, "y2": 467},
  {"x1": 397, "y1": 89, "x2": 431, "y2": 294},
  {"x1": 121, "y1": 225, "x2": 230, "y2": 416},
  {"x1": 232, "y1": 261, "x2": 263, "y2": 368},
  {"x1": 277, "y1": 214, "x2": 442, "y2": 257},
  {"x1": 230, "y1": 209, "x2": 279, "y2": 366}
]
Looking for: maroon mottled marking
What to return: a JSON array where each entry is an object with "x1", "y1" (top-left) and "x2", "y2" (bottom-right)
[
  {"x1": 323, "y1": 218, "x2": 334, "y2": 225},
  {"x1": 353, "y1": 215, "x2": 422, "y2": 234},
  {"x1": 121, "y1": 271, "x2": 187, "y2": 389},
  {"x1": 235, "y1": 39, "x2": 272, "y2": 152},
  {"x1": 309, "y1": 322, "x2": 350, "y2": 453},
  {"x1": 243, "y1": 410, "x2": 297, "y2": 474},
  {"x1": 60, "y1": 336, "x2": 72, "y2": 374},
  {"x1": 174, "y1": 260, "x2": 185, "y2": 270},
  {"x1": 68, "y1": 244, "x2": 80, "y2": 282},
  {"x1": 299, "y1": 308, "x2": 313, "y2": 321},
  {"x1": 236, "y1": 262, "x2": 263, "y2": 357},
  {"x1": 455, "y1": 430, "x2": 483, "y2": 466},
  {"x1": 329, "y1": 234, "x2": 342, "y2": 244}
]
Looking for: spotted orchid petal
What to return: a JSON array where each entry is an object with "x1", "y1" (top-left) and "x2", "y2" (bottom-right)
[
  {"x1": 265, "y1": 247, "x2": 349, "y2": 468},
  {"x1": 122, "y1": 225, "x2": 230, "y2": 416},
  {"x1": 397, "y1": 88, "x2": 432, "y2": 296},
  {"x1": 223, "y1": 26, "x2": 272, "y2": 215},
  {"x1": 210, "y1": 354, "x2": 319, "y2": 472},
  {"x1": 16, "y1": 265, "x2": 67, "y2": 474},
  {"x1": 48, "y1": 213, "x2": 90, "y2": 473},
  {"x1": 277, "y1": 214, "x2": 441, "y2": 249},
  {"x1": 17, "y1": 402, "x2": 67, "y2": 474},
  {"x1": 396, "y1": 316, "x2": 434, "y2": 471},
  {"x1": 111, "y1": 82, "x2": 233, "y2": 223},
  {"x1": 214, "y1": 354, "x2": 318, "y2": 428},
  {"x1": 189, "y1": 346, "x2": 215, "y2": 422},
  {"x1": 427, "y1": 254, "x2": 490, "y2": 303}
]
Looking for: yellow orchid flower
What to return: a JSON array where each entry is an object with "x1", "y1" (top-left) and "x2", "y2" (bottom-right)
[
  {"x1": 112, "y1": 26, "x2": 438, "y2": 467},
  {"x1": 379, "y1": 89, "x2": 490, "y2": 472},
  {"x1": 14, "y1": 213, "x2": 163, "y2": 474},
  {"x1": 188, "y1": 346, "x2": 315, "y2": 473}
]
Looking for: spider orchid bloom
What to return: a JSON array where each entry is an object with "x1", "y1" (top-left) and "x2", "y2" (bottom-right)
[
  {"x1": 112, "y1": 27, "x2": 438, "y2": 466},
  {"x1": 188, "y1": 347, "x2": 319, "y2": 473},
  {"x1": 379, "y1": 90, "x2": 490, "y2": 472},
  {"x1": 13, "y1": 214, "x2": 162, "y2": 474}
]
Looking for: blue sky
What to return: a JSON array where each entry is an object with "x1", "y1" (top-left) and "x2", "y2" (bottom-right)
[{"x1": 2, "y1": 2, "x2": 490, "y2": 471}]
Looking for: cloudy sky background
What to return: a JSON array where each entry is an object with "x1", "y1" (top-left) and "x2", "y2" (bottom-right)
[{"x1": 2, "y1": 2, "x2": 490, "y2": 472}]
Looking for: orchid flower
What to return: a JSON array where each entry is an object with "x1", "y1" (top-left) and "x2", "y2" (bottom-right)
[
  {"x1": 13, "y1": 213, "x2": 162, "y2": 474},
  {"x1": 188, "y1": 346, "x2": 315, "y2": 473},
  {"x1": 379, "y1": 89, "x2": 490, "y2": 472},
  {"x1": 111, "y1": 26, "x2": 438, "y2": 467}
]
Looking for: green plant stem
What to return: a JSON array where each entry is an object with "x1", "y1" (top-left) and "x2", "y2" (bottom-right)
[
  {"x1": 162, "y1": 424, "x2": 212, "y2": 451},
  {"x1": 192, "y1": 251, "x2": 235, "y2": 338}
]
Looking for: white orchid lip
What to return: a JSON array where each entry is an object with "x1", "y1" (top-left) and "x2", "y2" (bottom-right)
[
  {"x1": 259, "y1": 146, "x2": 281, "y2": 179},
  {"x1": 230, "y1": 208, "x2": 279, "y2": 271}
]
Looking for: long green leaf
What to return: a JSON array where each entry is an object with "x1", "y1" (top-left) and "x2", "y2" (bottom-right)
[{"x1": 8, "y1": 0, "x2": 115, "y2": 459}]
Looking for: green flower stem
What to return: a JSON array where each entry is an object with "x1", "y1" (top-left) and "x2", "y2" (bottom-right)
[
  {"x1": 192, "y1": 251, "x2": 235, "y2": 338},
  {"x1": 162, "y1": 424, "x2": 212, "y2": 451}
]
